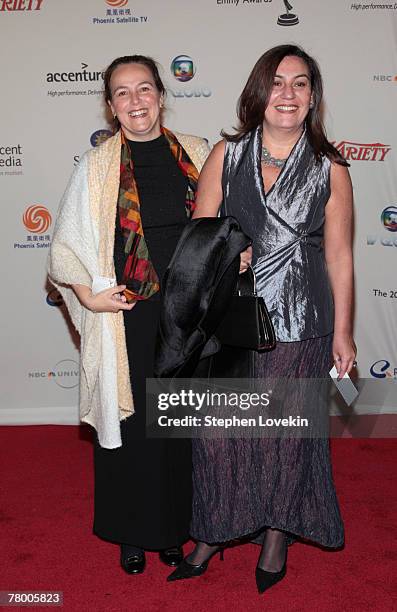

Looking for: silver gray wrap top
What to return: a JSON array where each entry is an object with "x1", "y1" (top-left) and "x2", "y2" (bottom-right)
[{"x1": 221, "y1": 127, "x2": 334, "y2": 342}]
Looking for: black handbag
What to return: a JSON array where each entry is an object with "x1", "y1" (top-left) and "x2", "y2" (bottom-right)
[{"x1": 215, "y1": 266, "x2": 276, "y2": 351}]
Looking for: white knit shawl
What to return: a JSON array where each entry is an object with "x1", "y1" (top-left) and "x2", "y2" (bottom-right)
[{"x1": 48, "y1": 130, "x2": 210, "y2": 448}]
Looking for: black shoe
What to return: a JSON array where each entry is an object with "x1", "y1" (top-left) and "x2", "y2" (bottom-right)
[
  {"x1": 167, "y1": 548, "x2": 224, "y2": 582},
  {"x1": 255, "y1": 561, "x2": 287, "y2": 594},
  {"x1": 159, "y1": 546, "x2": 184, "y2": 567},
  {"x1": 120, "y1": 545, "x2": 146, "y2": 575}
]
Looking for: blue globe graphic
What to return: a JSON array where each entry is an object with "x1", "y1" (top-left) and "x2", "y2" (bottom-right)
[
  {"x1": 171, "y1": 55, "x2": 195, "y2": 82},
  {"x1": 381, "y1": 206, "x2": 397, "y2": 232}
]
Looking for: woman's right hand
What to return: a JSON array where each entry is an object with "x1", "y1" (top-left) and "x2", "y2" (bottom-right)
[
  {"x1": 72, "y1": 284, "x2": 136, "y2": 313},
  {"x1": 239, "y1": 246, "x2": 252, "y2": 273}
]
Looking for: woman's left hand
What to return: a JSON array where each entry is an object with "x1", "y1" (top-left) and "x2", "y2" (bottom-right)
[
  {"x1": 332, "y1": 333, "x2": 357, "y2": 378},
  {"x1": 239, "y1": 246, "x2": 252, "y2": 273}
]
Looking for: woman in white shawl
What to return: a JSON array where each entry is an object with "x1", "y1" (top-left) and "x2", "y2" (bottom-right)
[{"x1": 48, "y1": 55, "x2": 210, "y2": 575}]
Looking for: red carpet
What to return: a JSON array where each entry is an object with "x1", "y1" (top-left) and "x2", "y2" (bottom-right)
[{"x1": 1, "y1": 426, "x2": 396, "y2": 611}]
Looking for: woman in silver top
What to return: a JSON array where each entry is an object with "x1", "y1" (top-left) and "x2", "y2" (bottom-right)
[{"x1": 168, "y1": 45, "x2": 356, "y2": 593}]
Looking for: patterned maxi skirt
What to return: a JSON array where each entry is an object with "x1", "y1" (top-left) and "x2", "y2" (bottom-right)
[{"x1": 190, "y1": 334, "x2": 344, "y2": 548}]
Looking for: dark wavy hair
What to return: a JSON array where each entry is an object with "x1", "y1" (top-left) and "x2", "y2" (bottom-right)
[
  {"x1": 223, "y1": 44, "x2": 347, "y2": 165},
  {"x1": 103, "y1": 55, "x2": 165, "y2": 132}
]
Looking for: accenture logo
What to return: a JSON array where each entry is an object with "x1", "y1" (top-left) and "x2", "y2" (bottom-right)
[
  {"x1": 46, "y1": 63, "x2": 104, "y2": 84},
  {"x1": 23, "y1": 205, "x2": 52, "y2": 234}
]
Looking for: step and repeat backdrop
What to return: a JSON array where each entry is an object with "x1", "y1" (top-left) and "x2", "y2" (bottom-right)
[{"x1": 1, "y1": 0, "x2": 396, "y2": 424}]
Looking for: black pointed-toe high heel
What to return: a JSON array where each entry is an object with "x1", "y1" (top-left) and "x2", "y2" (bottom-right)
[
  {"x1": 255, "y1": 561, "x2": 287, "y2": 594},
  {"x1": 167, "y1": 548, "x2": 224, "y2": 582},
  {"x1": 255, "y1": 539, "x2": 287, "y2": 595}
]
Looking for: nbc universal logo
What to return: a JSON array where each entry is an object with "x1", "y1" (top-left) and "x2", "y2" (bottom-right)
[
  {"x1": 0, "y1": 143, "x2": 23, "y2": 177},
  {"x1": 28, "y1": 359, "x2": 79, "y2": 389},
  {"x1": 367, "y1": 205, "x2": 397, "y2": 248},
  {"x1": 91, "y1": 0, "x2": 148, "y2": 26},
  {"x1": 373, "y1": 74, "x2": 397, "y2": 84},
  {"x1": 14, "y1": 204, "x2": 52, "y2": 250},
  {"x1": 169, "y1": 55, "x2": 212, "y2": 99}
]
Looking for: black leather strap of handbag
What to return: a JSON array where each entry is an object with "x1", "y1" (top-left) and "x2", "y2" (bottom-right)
[{"x1": 215, "y1": 266, "x2": 276, "y2": 351}]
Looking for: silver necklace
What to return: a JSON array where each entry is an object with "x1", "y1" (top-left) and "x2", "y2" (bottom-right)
[{"x1": 261, "y1": 145, "x2": 287, "y2": 168}]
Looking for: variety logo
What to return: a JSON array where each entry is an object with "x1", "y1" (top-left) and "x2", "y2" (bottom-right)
[
  {"x1": 90, "y1": 129, "x2": 113, "y2": 147},
  {"x1": 0, "y1": 143, "x2": 23, "y2": 177},
  {"x1": 277, "y1": 0, "x2": 299, "y2": 26},
  {"x1": 370, "y1": 360, "x2": 397, "y2": 379},
  {"x1": 171, "y1": 55, "x2": 196, "y2": 82},
  {"x1": 28, "y1": 359, "x2": 79, "y2": 389},
  {"x1": 367, "y1": 206, "x2": 397, "y2": 247},
  {"x1": 169, "y1": 55, "x2": 212, "y2": 99},
  {"x1": 46, "y1": 289, "x2": 64, "y2": 307},
  {"x1": 331, "y1": 140, "x2": 391, "y2": 162},
  {"x1": 23, "y1": 205, "x2": 52, "y2": 234},
  {"x1": 0, "y1": 0, "x2": 44, "y2": 11},
  {"x1": 381, "y1": 206, "x2": 397, "y2": 232}
]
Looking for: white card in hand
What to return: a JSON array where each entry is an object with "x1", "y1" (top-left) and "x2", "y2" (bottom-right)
[
  {"x1": 329, "y1": 366, "x2": 359, "y2": 406},
  {"x1": 92, "y1": 276, "x2": 116, "y2": 295}
]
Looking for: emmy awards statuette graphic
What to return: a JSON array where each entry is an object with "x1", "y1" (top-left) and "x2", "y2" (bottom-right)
[{"x1": 277, "y1": 0, "x2": 299, "y2": 26}]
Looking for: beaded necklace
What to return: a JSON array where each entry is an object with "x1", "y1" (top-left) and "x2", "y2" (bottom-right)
[{"x1": 261, "y1": 145, "x2": 287, "y2": 168}]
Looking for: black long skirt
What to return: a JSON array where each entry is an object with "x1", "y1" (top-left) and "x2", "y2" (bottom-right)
[
  {"x1": 93, "y1": 299, "x2": 192, "y2": 550},
  {"x1": 190, "y1": 334, "x2": 344, "y2": 548}
]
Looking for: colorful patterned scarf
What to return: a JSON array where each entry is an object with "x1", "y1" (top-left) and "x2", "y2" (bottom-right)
[{"x1": 118, "y1": 127, "x2": 199, "y2": 302}]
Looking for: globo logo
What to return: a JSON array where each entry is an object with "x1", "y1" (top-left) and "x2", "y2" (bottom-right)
[
  {"x1": 171, "y1": 55, "x2": 196, "y2": 82},
  {"x1": 381, "y1": 206, "x2": 397, "y2": 232}
]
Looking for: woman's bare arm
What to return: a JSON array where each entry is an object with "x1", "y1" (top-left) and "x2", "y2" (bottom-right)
[
  {"x1": 194, "y1": 140, "x2": 251, "y2": 271},
  {"x1": 324, "y1": 162, "x2": 356, "y2": 377},
  {"x1": 193, "y1": 141, "x2": 225, "y2": 218}
]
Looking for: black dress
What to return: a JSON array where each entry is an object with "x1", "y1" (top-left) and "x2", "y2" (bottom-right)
[{"x1": 93, "y1": 135, "x2": 192, "y2": 550}]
